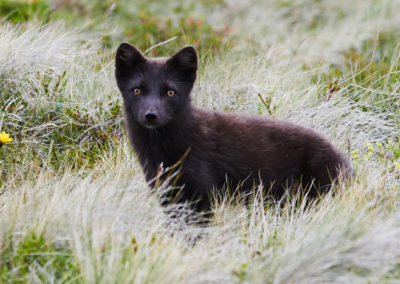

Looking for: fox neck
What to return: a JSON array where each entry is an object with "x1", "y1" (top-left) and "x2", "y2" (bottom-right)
[{"x1": 126, "y1": 103, "x2": 196, "y2": 175}]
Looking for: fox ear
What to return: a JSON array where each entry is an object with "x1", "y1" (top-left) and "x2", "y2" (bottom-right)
[
  {"x1": 115, "y1": 42, "x2": 145, "y2": 68},
  {"x1": 167, "y1": 46, "x2": 198, "y2": 71},
  {"x1": 166, "y1": 46, "x2": 197, "y2": 82}
]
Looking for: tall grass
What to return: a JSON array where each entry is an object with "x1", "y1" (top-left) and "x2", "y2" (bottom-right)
[{"x1": 1, "y1": 0, "x2": 400, "y2": 282}]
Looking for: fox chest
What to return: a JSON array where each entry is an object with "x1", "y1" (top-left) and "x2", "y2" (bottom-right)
[{"x1": 134, "y1": 139, "x2": 189, "y2": 178}]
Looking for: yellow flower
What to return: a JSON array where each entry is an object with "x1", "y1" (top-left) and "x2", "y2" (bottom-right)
[{"x1": 0, "y1": 132, "x2": 13, "y2": 144}]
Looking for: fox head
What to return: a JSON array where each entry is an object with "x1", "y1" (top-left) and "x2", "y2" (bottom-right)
[{"x1": 115, "y1": 43, "x2": 197, "y2": 129}]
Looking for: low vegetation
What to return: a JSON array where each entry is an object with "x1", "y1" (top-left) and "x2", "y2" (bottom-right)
[{"x1": 1, "y1": 0, "x2": 400, "y2": 282}]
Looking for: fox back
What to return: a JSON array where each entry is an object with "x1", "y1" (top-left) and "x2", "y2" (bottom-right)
[{"x1": 115, "y1": 43, "x2": 351, "y2": 212}]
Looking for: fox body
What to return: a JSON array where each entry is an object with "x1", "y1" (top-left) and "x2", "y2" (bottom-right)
[{"x1": 115, "y1": 43, "x2": 350, "y2": 212}]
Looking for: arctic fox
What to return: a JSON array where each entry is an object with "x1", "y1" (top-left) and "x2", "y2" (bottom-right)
[{"x1": 115, "y1": 43, "x2": 350, "y2": 212}]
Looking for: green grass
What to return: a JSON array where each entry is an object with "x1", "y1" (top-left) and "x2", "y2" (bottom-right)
[
  {"x1": 1, "y1": 0, "x2": 400, "y2": 282},
  {"x1": 1, "y1": 233, "x2": 80, "y2": 282}
]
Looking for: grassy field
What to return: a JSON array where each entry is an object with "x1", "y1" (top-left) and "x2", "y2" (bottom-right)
[{"x1": 1, "y1": 0, "x2": 400, "y2": 282}]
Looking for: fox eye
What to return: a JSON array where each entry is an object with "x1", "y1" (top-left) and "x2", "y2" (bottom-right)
[
  {"x1": 133, "y1": 88, "x2": 141, "y2": 95},
  {"x1": 167, "y1": 90, "x2": 175, "y2": 97}
]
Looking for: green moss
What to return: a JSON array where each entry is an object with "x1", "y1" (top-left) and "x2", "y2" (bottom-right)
[{"x1": 0, "y1": 0, "x2": 51, "y2": 23}]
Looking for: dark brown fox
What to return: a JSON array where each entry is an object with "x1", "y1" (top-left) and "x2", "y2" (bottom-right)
[{"x1": 115, "y1": 43, "x2": 351, "y2": 212}]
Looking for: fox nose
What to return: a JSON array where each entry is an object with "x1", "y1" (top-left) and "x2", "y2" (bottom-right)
[{"x1": 145, "y1": 111, "x2": 157, "y2": 121}]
